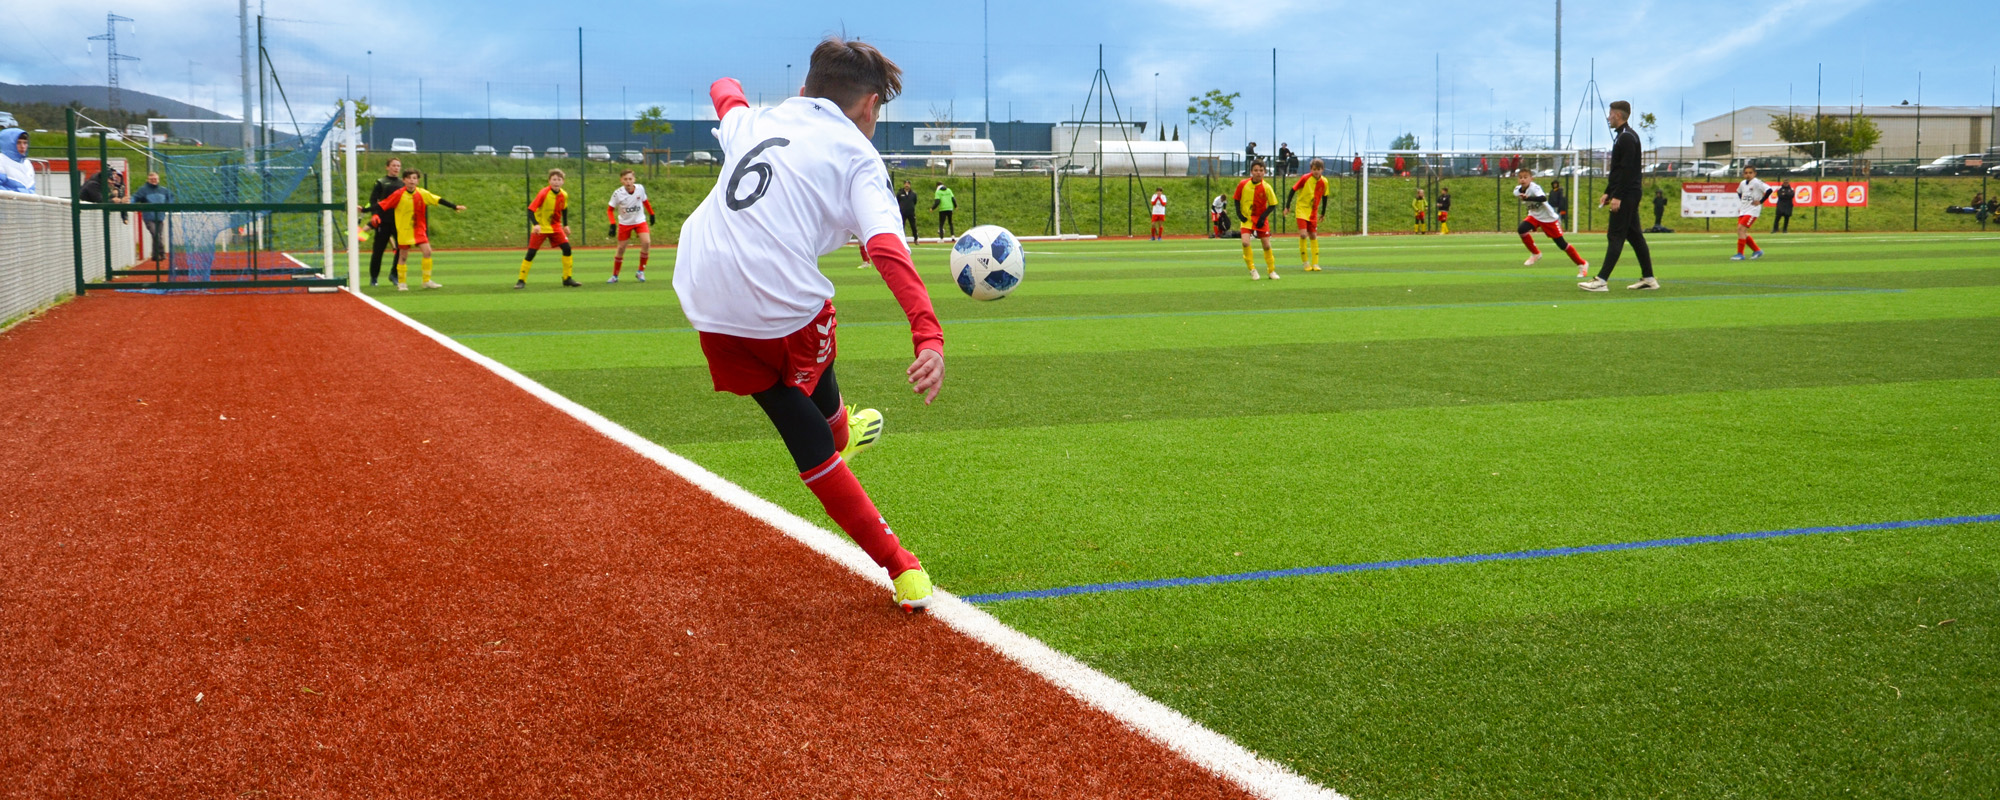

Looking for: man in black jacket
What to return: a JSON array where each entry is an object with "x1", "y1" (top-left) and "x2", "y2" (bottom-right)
[
  {"x1": 896, "y1": 179, "x2": 919, "y2": 243},
  {"x1": 1772, "y1": 181, "x2": 1794, "y2": 233},
  {"x1": 364, "y1": 158, "x2": 404, "y2": 286},
  {"x1": 1580, "y1": 100, "x2": 1656, "y2": 291},
  {"x1": 1650, "y1": 187, "x2": 1668, "y2": 231}
]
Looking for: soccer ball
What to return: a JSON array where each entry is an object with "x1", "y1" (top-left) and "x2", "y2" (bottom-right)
[{"x1": 948, "y1": 225, "x2": 1025, "y2": 301}]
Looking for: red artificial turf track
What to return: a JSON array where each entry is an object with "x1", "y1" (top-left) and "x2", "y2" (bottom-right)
[{"x1": 0, "y1": 291, "x2": 1258, "y2": 799}]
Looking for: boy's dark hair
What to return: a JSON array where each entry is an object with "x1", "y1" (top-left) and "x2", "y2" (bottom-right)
[
  {"x1": 802, "y1": 37, "x2": 903, "y2": 110},
  {"x1": 401, "y1": 169, "x2": 421, "y2": 179},
  {"x1": 1609, "y1": 100, "x2": 1632, "y2": 115}
]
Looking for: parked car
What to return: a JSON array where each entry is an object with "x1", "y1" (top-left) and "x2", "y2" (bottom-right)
[
  {"x1": 1789, "y1": 159, "x2": 1852, "y2": 175},
  {"x1": 509, "y1": 145, "x2": 533, "y2": 159},
  {"x1": 80, "y1": 125, "x2": 122, "y2": 140},
  {"x1": 1640, "y1": 162, "x2": 1676, "y2": 175},
  {"x1": 164, "y1": 136, "x2": 204, "y2": 146},
  {"x1": 1916, "y1": 154, "x2": 1985, "y2": 176},
  {"x1": 124, "y1": 124, "x2": 150, "y2": 140},
  {"x1": 684, "y1": 150, "x2": 715, "y2": 166},
  {"x1": 620, "y1": 149, "x2": 644, "y2": 164},
  {"x1": 586, "y1": 144, "x2": 612, "y2": 162},
  {"x1": 472, "y1": 145, "x2": 497, "y2": 156},
  {"x1": 0, "y1": 111, "x2": 17, "y2": 128},
  {"x1": 390, "y1": 137, "x2": 417, "y2": 153},
  {"x1": 544, "y1": 146, "x2": 569, "y2": 158},
  {"x1": 1676, "y1": 160, "x2": 1726, "y2": 178}
]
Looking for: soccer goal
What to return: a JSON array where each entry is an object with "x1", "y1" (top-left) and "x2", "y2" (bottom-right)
[
  {"x1": 66, "y1": 103, "x2": 360, "y2": 293},
  {"x1": 1360, "y1": 149, "x2": 1585, "y2": 236}
]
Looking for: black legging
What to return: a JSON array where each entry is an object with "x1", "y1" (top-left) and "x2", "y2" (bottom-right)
[
  {"x1": 903, "y1": 212, "x2": 918, "y2": 241},
  {"x1": 1518, "y1": 219, "x2": 1574, "y2": 253},
  {"x1": 1597, "y1": 201, "x2": 1653, "y2": 280},
  {"x1": 751, "y1": 365, "x2": 844, "y2": 473},
  {"x1": 1772, "y1": 210, "x2": 1792, "y2": 233},
  {"x1": 370, "y1": 220, "x2": 402, "y2": 283},
  {"x1": 937, "y1": 210, "x2": 955, "y2": 239}
]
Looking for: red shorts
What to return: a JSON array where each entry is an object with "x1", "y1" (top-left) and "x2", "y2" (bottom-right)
[
  {"x1": 528, "y1": 227, "x2": 570, "y2": 249},
  {"x1": 698, "y1": 301, "x2": 838, "y2": 396},
  {"x1": 1737, "y1": 215, "x2": 1758, "y2": 227},
  {"x1": 1522, "y1": 217, "x2": 1564, "y2": 238},
  {"x1": 1295, "y1": 217, "x2": 1318, "y2": 234},
  {"x1": 1150, "y1": 213, "x2": 1165, "y2": 222},
  {"x1": 1414, "y1": 212, "x2": 1427, "y2": 222},
  {"x1": 616, "y1": 222, "x2": 651, "y2": 241},
  {"x1": 1438, "y1": 210, "x2": 1450, "y2": 222},
  {"x1": 1240, "y1": 223, "x2": 1270, "y2": 237}
]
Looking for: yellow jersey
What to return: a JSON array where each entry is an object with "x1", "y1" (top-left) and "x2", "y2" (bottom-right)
[
  {"x1": 1290, "y1": 174, "x2": 1328, "y2": 222},
  {"x1": 530, "y1": 186, "x2": 570, "y2": 234},
  {"x1": 1233, "y1": 178, "x2": 1280, "y2": 228}
]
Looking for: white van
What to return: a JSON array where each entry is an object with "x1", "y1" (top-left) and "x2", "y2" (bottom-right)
[{"x1": 390, "y1": 138, "x2": 418, "y2": 153}]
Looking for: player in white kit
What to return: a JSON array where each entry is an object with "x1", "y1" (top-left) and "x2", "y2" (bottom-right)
[
  {"x1": 1512, "y1": 168, "x2": 1590, "y2": 277},
  {"x1": 1731, "y1": 165, "x2": 1771, "y2": 261},
  {"x1": 605, "y1": 169, "x2": 654, "y2": 283},
  {"x1": 674, "y1": 38, "x2": 944, "y2": 612}
]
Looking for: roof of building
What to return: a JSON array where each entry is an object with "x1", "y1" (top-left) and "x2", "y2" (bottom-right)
[{"x1": 1695, "y1": 105, "x2": 1993, "y2": 126}]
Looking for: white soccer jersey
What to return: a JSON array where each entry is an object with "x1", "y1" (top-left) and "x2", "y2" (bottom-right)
[
  {"x1": 675, "y1": 97, "x2": 904, "y2": 339},
  {"x1": 1515, "y1": 182, "x2": 1561, "y2": 225},
  {"x1": 609, "y1": 184, "x2": 650, "y2": 226},
  {"x1": 1149, "y1": 194, "x2": 1168, "y2": 215},
  {"x1": 1737, "y1": 178, "x2": 1770, "y2": 217}
]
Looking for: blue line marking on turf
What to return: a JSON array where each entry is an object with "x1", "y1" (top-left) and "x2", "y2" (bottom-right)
[
  {"x1": 452, "y1": 288, "x2": 1898, "y2": 340},
  {"x1": 958, "y1": 513, "x2": 2000, "y2": 604}
]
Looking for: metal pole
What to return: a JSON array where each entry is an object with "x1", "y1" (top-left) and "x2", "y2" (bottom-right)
[
  {"x1": 240, "y1": 0, "x2": 254, "y2": 167},
  {"x1": 1361, "y1": 151, "x2": 1370, "y2": 235},
  {"x1": 100, "y1": 129, "x2": 112, "y2": 278},
  {"x1": 321, "y1": 128, "x2": 334, "y2": 277},
  {"x1": 1914, "y1": 73, "x2": 1922, "y2": 232},
  {"x1": 69, "y1": 109, "x2": 87, "y2": 295},
  {"x1": 1097, "y1": 45, "x2": 1104, "y2": 237},
  {"x1": 1814, "y1": 63, "x2": 1822, "y2": 231},
  {"x1": 579, "y1": 27, "x2": 587, "y2": 247},
  {"x1": 983, "y1": 0, "x2": 990, "y2": 140},
  {"x1": 1553, "y1": 0, "x2": 1562, "y2": 150},
  {"x1": 345, "y1": 100, "x2": 361, "y2": 292}
]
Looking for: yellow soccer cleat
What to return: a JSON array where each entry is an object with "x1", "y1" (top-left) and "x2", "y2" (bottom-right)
[
  {"x1": 840, "y1": 406, "x2": 884, "y2": 461},
  {"x1": 893, "y1": 568, "x2": 933, "y2": 612}
]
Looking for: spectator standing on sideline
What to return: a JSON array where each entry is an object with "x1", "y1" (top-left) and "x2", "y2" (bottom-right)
[
  {"x1": 1772, "y1": 181, "x2": 1795, "y2": 233},
  {"x1": 1244, "y1": 142, "x2": 1258, "y2": 175},
  {"x1": 1548, "y1": 182, "x2": 1570, "y2": 230},
  {"x1": 931, "y1": 182, "x2": 957, "y2": 239},
  {"x1": 1651, "y1": 187, "x2": 1668, "y2": 230},
  {"x1": 0, "y1": 128, "x2": 34, "y2": 194},
  {"x1": 1579, "y1": 100, "x2": 1656, "y2": 291},
  {"x1": 896, "y1": 179, "x2": 919, "y2": 243},
  {"x1": 131, "y1": 171, "x2": 173, "y2": 263},
  {"x1": 1351, "y1": 154, "x2": 1363, "y2": 178},
  {"x1": 365, "y1": 158, "x2": 405, "y2": 286},
  {"x1": 1276, "y1": 143, "x2": 1294, "y2": 177}
]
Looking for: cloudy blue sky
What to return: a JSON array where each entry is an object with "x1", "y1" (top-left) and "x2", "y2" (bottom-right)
[{"x1": 6, "y1": 0, "x2": 1990, "y2": 152}]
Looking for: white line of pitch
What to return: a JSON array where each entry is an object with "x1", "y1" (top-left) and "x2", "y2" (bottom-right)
[{"x1": 345, "y1": 287, "x2": 1344, "y2": 800}]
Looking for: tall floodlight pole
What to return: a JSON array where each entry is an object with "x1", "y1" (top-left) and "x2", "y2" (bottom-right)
[
  {"x1": 983, "y1": 0, "x2": 991, "y2": 139},
  {"x1": 578, "y1": 27, "x2": 587, "y2": 246},
  {"x1": 240, "y1": 0, "x2": 255, "y2": 165},
  {"x1": 1554, "y1": 0, "x2": 1562, "y2": 149}
]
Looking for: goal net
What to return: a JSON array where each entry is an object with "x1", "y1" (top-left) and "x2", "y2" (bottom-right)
[{"x1": 1361, "y1": 149, "x2": 1585, "y2": 235}]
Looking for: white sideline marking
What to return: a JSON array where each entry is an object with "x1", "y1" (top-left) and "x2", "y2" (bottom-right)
[{"x1": 347, "y1": 287, "x2": 1343, "y2": 800}]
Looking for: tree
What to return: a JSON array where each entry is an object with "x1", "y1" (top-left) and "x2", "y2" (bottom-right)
[
  {"x1": 633, "y1": 105, "x2": 674, "y2": 174},
  {"x1": 1389, "y1": 132, "x2": 1419, "y2": 151},
  {"x1": 1186, "y1": 89, "x2": 1239, "y2": 175},
  {"x1": 1172, "y1": 124, "x2": 1179, "y2": 142},
  {"x1": 1767, "y1": 113, "x2": 1882, "y2": 159}
]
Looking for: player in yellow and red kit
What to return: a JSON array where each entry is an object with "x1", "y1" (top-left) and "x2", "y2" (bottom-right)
[
  {"x1": 1234, "y1": 159, "x2": 1282, "y2": 280},
  {"x1": 517, "y1": 168, "x2": 581, "y2": 289},
  {"x1": 370, "y1": 168, "x2": 466, "y2": 291},
  {"x1": 1288, "y1": 157, "x2": 1329, "y2": 271}
]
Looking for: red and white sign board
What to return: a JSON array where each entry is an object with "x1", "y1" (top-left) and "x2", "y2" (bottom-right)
[
  {"x1": 1680, "y1": 183, "x2": 1738, "y2": 218},
  {"x1": 40, "y1": 157, "x2": 129, "y2": 176},
  {"x1": 1686, "y1": 180, "x2": 1870, "y2": 217}
]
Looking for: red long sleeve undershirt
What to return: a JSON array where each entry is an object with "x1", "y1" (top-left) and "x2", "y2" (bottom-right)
[
  {"x1": 864, "y1": 233, "x2": 944, "y2": 357},
  {"x1": 606, "y1": 198, "x2": 656, "y2": 224}
]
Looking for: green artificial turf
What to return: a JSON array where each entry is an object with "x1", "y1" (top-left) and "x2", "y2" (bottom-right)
[{"x1": 375, "y1": 231, "x2": 2000, "y2": 799}]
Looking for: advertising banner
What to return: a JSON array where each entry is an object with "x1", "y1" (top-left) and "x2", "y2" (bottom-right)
[{"x1": 1687, "y1": 181, "x2": 1870, "y2": 216}]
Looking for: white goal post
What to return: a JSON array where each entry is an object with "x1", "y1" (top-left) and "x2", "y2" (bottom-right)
[{"x1": 1360, "y1": 149, "x2": 1584, "y2": 236}]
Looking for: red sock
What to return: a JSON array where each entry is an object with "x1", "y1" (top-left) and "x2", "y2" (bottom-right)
[
  {"x1": 1745, "y1": 236, "x2": 1759, "y2": 252},
  {"x1": 827, "y1": 404, "x2": 850, "y2": 453},
  {"x1": 1737, "y1": 239, "x2": 1746, "y2": 255},
  {"x1": 1566, "y1": 245, "x2": 1585, "y2": 265},
  {"x1": 638, "y1": 253, "x2": 648, "y2": 272},
  {"x1": 801, "y1": 455, "x2": 920, "y2": 576},
  {"x1": 613, "y1": 257, "x2": 623, "y2": 276},
  {"x1": 1520, "y1": 234, "x2": 1541, "y2": 254}
]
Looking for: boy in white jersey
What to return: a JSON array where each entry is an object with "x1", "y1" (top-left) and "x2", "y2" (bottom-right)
[
  {"x1": 606, "y1": 169, "x2": 655, "y2": 283},
  {"x1": 1731, "y1": 165, "x2": 1771, "y2": 261},
  {"x1": 674, "y1": 37, "x2": 945, "y2": 612},
  {"x1": 1147, "y1": 188, "x2": 1168, "y2": 240},
  {"x1": 1513, "y1": 168, "x2": 1590, "y2": 277}
]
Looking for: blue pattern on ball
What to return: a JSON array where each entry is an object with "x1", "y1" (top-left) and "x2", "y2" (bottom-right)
[
  {"x1": 956, "y1": 264, "x2": 976, "y2": 296},
  {"x1": 954, "y1": 233, "x2": 982, "y2": 254},
  {"x1": 990, "y1": 232, "x2": 1014, "y2": 265},
  {"x1": 983, "y1": 269, "x2": 1019, "y2": 292}
]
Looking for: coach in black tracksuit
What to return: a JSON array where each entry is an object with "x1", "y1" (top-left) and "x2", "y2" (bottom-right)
[
  {"x1": 365, "y1": 158, "x2": 404, "y2": 286},
  {"x1": 1772, "y1": 182, "x2": 1795, "y2": 233},
  {"x1": 1584, "y1": 100, "x2": 1655, "y2": 290},
  {"x1": 896, "y1": 180, "x2": 920, "y2": 242}
]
